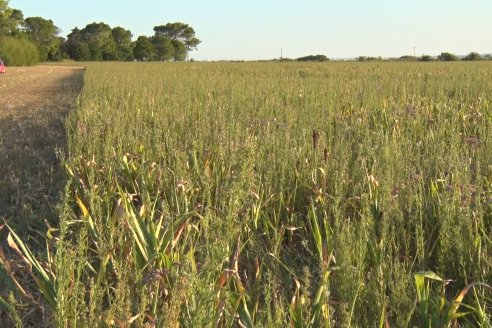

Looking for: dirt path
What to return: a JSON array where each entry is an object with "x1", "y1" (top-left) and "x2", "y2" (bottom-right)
[{"x1": 0, "y1": 65, "x2": 84, "y2": 227}]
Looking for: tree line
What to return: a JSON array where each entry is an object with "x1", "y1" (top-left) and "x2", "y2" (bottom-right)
[
  {"x1": 359, "y1": 52, "x2": 491, "y2": 62},
  {"x1": 279, "y1": 51, "x2": 491, "y2": 63},
  {"x1": 0, "y1": 0, "x2": 200, "y2": 65}
]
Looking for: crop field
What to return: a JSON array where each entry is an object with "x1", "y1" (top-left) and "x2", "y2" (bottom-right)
[{"x1": 1, "y1": 61, "x2": 492, "y2": 327}]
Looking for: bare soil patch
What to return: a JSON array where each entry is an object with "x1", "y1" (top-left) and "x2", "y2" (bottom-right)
[{"x1": 0, "y1": 65, "x2": 84, "y2": 228}]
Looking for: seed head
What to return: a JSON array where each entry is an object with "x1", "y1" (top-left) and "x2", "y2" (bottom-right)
[{"x1": 312, "y1": 130, "x2": 320, "y2": 150}]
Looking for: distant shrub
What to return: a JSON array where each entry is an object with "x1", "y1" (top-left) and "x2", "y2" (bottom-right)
[
  {"x1": 399, "y1": 55, "x2": 418, "y2": 61},
  {"x1": 0, "y1": 36, "x2": 40, "y2": 66},
  {"x1": 462, "y1": 52, "x2": 482, "y2": 61},
  {"x1": 356, "y1": 56, "x2": 383, "y2": 62},
  {"x1": 296, "y1": 54, "x2": 329, "y2": 62},
  {"x1": 437, "y1": 52, "x2": 458, "y2": 61},
  {"x1": 419, "y1": 55, "x2": 433, "y2": 62}
]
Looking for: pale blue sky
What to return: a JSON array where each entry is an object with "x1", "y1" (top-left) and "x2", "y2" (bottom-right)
[{"x1": 9, "y1": 0, "x2": 492, "y2": 60}]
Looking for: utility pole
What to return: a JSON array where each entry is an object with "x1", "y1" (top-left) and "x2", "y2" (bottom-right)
[
  {"x1": 413, "y1": 46, "x2": 416, "y2": 57},
  {"x1": 281, "y1": 48, "x2": 283, "y2": 60}
]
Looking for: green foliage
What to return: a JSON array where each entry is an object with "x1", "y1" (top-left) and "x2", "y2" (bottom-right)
[
  {"x1": 112, "y1": 26, "x2": 133, "y2": 60},
  {"x1": 153, "y1": 22, "x2": 200, "y2": 61},
  {"x1": 463, "y1": 52, "x2": 482, "y2": 61},
  {"x1": 438, "y1": 52, "x2": 458, "y2": 61},
  {"x1": 414, "y1": 271, "x2": 492, "y2": 327},
  {"x1": 151, "y1": 35, "x2": 173, "y2": 61},
  {"x1": 153, "y1": 22, "x2": 201, "y2": 51},
  {"x1": 81, "y1": 22, "x2": 118, "y2": 60},
  {"x1": 357, "y1": 55, "x2": 383, "y2": 61},
  {"x1": 3, "y1": 62, "x2": 492, "y2": 326},
  {"x1": 23, "y1": 16, "x2": 62, "y2": 61},
  {"x1": 419, "y1": 54, "x2": 433, "y2": 61},
  {"x1": 63, "y1": 21, "x2": 200, "y2": 62},
  {"x1": 63, "y1": 27, "x2": 94, "y2": 61},
  {"x1": 296, "y1": 54, "x2": 329, "y2": 62},
  {"x1": 63, "y1": 27, "x2": 83, "y2": 60},
  {"x1": 0, "y1": 7, "x2": 23, "y2": 37},
  {"x1": 399, "y1": 55, "x2": 417, "y2": 61},
  {"x1": 133, "y1": 35, "x2": 154, "y2": 61},
  {"x1": 0, "y1": 0, "x2": 20, "y2": 35},
  {"x1": 1, "y1": 1, "x2": 200, "y2": 63},
  {"x1": 59, "y1": 62, "x2": 492, "y2": 326},
  {"x1": 0, "y1": 35, "x2": 39, "y2": 65},
  {"x1": 63, "y1": 22, "x2": 119, "y2": 61},
  {"x1": 4, "y1": 224, "x2": 57, "y2": 310},
  {"x1": 171, "y1": 39, "x2": 187, "y2": 61}
]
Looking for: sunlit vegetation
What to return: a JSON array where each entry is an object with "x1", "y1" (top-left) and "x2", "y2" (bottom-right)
[
  {"x1": 2, "y1": 61, "x2": 492, "y2": 327},
  {"x1": 0, "y1": 36, "x2": 39, "y2": 66}
]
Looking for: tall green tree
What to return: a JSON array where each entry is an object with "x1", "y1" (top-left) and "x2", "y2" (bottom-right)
[
  {"x1": 81, "y1": 22, "x2": 117, "y2": 60},
  {"x1": 0, "y1": 0, "x2": 23, "y2": 35},
  {"x1": 153, "y1": 22, "x2": 200, "y2": 60},
  {"x1": 151, "y1": 35, "x2": 173, "y2": 61},
  {"x1": 64, "y1": 27, "x2": 89, "y2": 60},
  {"x1": 0, "y1": 0, "x2": 11, "y2": 34},
  {"x1": 6, "y1": 8, "x2": 23, "y2": 36},
  {"x1": 171, "y1": 39, "x2": 187, "y2": 61},
  {"x1": 112, "y1": 26, "x2": 133, "y2": 60},
  {"x1": 23, "y1": 16, "x2": 62, "y2": 61},
  {"x1": 133, "y1": 35, "x2": 154, "y2": 61},
  {"x1": 437, "y1": 52, "x2": 458, "y2": 61},
  {"x1": 463, "y1": 52, "x2": 481, "y2": 61}
]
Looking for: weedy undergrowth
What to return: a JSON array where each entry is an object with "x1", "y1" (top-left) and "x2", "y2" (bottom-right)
[{"x1": 1, "y1": 61, "x2": 492, "y2": 327}]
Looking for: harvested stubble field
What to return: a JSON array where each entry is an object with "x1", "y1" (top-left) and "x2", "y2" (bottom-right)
[
  {"x1": 1, "y1": 62, "x2": 492, "y2": 327},
  {"x1": 0, "y1": 65, "x2": 84, "y2": 223}
]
